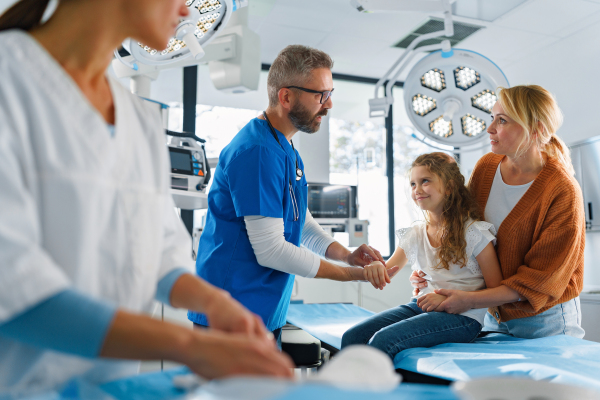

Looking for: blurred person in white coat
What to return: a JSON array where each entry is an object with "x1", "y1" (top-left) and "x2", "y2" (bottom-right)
[{"x1": 0, "y1": 0, "x2": 293, "y2": 394}]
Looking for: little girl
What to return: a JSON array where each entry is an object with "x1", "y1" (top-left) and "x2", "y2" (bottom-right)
[{"x1": 342, "y1": 152, "x2": 503, "y2": 360}]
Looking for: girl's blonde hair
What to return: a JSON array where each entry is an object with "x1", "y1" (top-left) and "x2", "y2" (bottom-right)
[
  {"x1": 411, "y1": 152, "x2": 482, "y2": 270},
  {"x1": 498, "y1": 85, "x2": 574, "y2": 176}
]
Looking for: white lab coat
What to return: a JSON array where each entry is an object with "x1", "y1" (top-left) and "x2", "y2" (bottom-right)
[{"x1": 0, "y1": 30, "x2": 194, "y2": 392}]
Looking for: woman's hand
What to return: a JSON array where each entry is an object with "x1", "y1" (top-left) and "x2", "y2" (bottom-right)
[
  {"x1": 362, "y1": 261, "x2": 400, "y2": 290},
  {"x1": 416, "y1": 293, "x2": 447, "y2": 312},
  {"x1": 433, "y1": 289, "x2": 475, "y2": 314},
  {"x1": 204, "y1": 290, "x2": 271, "y2": 340},
  {"x1": 184, "y1": 330, "x2": 295, "y2": 379},
  {"x1": 409, "y1": 270, "x2": 428, "y2": 296},
  {"x1": 346, "y1": 244, "x2": 386, "y2": 268}
]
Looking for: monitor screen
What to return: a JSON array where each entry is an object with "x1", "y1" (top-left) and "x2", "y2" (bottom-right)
[
  {"x1": 169, "y1": 148, "x2": 193, "y2": 174},
  {"x1": 307, "y1": 184, "x2": 355, "y2": 219}
]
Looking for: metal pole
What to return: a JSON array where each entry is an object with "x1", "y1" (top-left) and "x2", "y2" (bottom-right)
[
  {"x1": 454, "y1": 147, "x2": 461, "y2": 164},
  {"x1": 181, "y1": 66, "x2": 198, "y2": 237},
  {"x1": 385, "y1": 104, "x2": 395, "y2": 256}
]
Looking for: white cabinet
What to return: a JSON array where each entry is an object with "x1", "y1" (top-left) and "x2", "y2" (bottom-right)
[{"x1": 581, "y1": 293, "x2": 600, "y2": 343}]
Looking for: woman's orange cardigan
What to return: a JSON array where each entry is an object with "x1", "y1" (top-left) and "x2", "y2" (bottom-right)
[{"x1": 468, "y1": 153, "x2": 585, "y2": 323}]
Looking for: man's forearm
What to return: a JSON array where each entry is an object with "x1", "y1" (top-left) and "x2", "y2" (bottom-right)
[
  {"x1": 314, "y1": 259, "x2": 363, "y2": 281},
  {"x1": 324, "y1": 241, "x2": 351, "y2": 264},
  {"x1": 100, "y1": 309, "x2": 196, "y2": 363},
  {"x1": 471, "y1": 285, "x2": 521, "y2": 309},
  {"x1": 169, "y1": 273, "x2": 229, "y2": 314}
]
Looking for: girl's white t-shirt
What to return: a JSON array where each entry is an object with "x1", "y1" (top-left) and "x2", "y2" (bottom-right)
[{"x1": 396, "y1": 220, "x2": 497, "y2": 325}]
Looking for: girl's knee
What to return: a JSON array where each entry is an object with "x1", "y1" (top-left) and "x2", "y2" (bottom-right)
[
  {"x1": 369, "y1": 332, "x2": 405, "y2": 360},
  {"x1": 341, "y1": 326, "x2": 368, "y2": 348}
]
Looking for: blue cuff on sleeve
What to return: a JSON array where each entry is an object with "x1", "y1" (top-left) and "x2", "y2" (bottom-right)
[
  {"x1": 156, "y1": 268, "x2": 190, "y2": 306},
  {"x1": 0, "y1": 290, "x2": 117, "y2": 358}
]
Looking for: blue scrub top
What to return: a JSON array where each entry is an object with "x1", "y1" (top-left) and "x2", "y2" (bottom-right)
[{"x1": 188, "y1": 118, "x2": 307, "y2": 331}]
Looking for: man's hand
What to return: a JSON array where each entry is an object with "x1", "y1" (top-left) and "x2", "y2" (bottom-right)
[
  {"x1": 346, "y1": 244, "x2": 385, "y2": 268},
  {"x1": 204, "y1": 290, "x2": 271, "y2": 340},
  {"x1": 433, "y1": 289, "x2": 474, "y2": 314},
  {"x1": 409, "y1": 270, "x2": 428, "y2": 296},
  {"x1": 185, "y1": 330, "x2": 295, "y2": 379},
  {"x1": 362, "y1": 261, "x2": 400, "y2": 290},
  {"x1": 416, "y1": 293, "x2": 446, "y2": 312}
]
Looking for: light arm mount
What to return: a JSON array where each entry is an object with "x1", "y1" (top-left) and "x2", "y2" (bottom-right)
[{"x1": 360, "y1": 0, "x2": 455, "y2": 117}]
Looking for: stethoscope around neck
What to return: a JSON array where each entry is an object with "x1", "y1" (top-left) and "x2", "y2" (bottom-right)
[{"x1": 262, "y1": 111, "x2": 303, "y2": 221}]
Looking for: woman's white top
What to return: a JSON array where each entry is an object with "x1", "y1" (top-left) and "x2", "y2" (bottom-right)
[
  {"x1": 244, "y1": 210, "x2": 335, "y2": 279},
  {"x1": 0, "y1": 31, "x2": 194, "y2": 391},
  {"x1": 484, "y1": 163, "x2": 533, "y2": 231},
  {"x1": 396, "y1": 220, "x2": 496, "y2": 325}
]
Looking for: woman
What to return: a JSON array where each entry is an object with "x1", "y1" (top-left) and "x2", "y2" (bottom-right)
[
  {"x1": 0, "y1": 0, "x2": 292, "y2": 393},
  {"x1": 411, "y1": 85, "x2": 585, "y2": 339}
]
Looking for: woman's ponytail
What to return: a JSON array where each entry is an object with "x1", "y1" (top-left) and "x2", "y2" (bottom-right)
[
  {"x1": 546, "y1": 135, "x2": 575, "y2": 176},
  {"x1": 0, "y1": 0, "x2": 51, "y2": 32}
]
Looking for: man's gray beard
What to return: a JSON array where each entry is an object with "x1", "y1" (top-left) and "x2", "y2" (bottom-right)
[{"x1": 288, "y1": 100, "x2": 326, "y2": 134}]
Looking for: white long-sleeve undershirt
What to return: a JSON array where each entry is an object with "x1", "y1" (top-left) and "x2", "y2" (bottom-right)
[{"x1": 244, "y1": 210, "x2": 336, "y2": 278}]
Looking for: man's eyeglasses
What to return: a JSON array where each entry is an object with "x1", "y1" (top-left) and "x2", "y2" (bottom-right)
[{"x1": 284, "y1": 86, "x2": 334, "y2": 104}]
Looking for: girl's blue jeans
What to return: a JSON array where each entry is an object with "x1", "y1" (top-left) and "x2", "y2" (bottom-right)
[{"x1": 341, "y1": 299, "x2": 482, "y2": 360}]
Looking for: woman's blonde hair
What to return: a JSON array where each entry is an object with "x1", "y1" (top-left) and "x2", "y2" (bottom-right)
[
  {"x1": 411, "y1": 152, "x2": 482, "y2": 270},
  {"x1": 498, "y1": 85, "x2": 574, "y2": 176}
]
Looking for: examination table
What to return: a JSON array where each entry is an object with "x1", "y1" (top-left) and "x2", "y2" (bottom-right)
[
  {"x1": 24, "y1": 367, "x2": 457, "y2": 400},
  {"x1": 285, "y1": 303, "x2": 600, "y2": 392}
]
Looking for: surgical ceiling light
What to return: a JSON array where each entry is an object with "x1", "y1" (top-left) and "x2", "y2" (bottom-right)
[
  {"x1": 403, "y1": 49, "x2": 508, "y2": 147},
  {"x1": 352, "y1": 0, "x2": 508, "y2": 148},
  {"x1": 115, "y1": 0, "x2": 247, "y2": 69}
]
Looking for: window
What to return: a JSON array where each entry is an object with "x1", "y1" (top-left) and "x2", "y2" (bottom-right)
[
  {"x1": 329, "y1": 118, "x2": 430, "y2": 255},
  {"x1": 168, "y1": 104, "x2": 261, "y2": 158}
]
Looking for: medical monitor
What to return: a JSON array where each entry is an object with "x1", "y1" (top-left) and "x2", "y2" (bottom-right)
[
  {"x1": 307, "y1": 184, "x2": 357, "y2": 219},
  {"x1": 169, "y1": 147, "x2": 194, "y2": 175}
]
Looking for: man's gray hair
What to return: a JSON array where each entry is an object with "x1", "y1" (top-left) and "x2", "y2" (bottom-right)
[{"x1": 267, "y1": 45, "x2": 334, "y2": 108}]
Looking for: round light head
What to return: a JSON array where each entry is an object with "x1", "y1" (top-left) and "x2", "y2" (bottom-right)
[
  {"x1": 403, "y1": 49, "x2": 509, "y2": 147},
  {"x1": 123, "y1": 0, "x2": 233, "y2": 66}
]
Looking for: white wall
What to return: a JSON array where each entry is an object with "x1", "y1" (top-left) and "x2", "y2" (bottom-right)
[{"x1": 498, "y1": 17, "x2": 600, "y2": 146}]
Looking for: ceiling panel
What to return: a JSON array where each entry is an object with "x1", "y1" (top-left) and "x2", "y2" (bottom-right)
[
  {"x1": 330, "y1": 10, "x2": 428, "y2": 43},
  {"x1": 493, "y1": 0, "x2": 600, "y2": 36},
  {"x1": 457, "y1": 25, "x2": 550, "y2": 61},
  {"x1": 265, "y1": 3, "x2": 345, "y2": 33},
  {"x1": 257, "y1": 22, "x2": 329, "y2": 62},
  {"x1": 553, "y1": 8, "x2": 600, "y2": 38},
  {"x1": 317, "y1": 33, "x2": 390, "y2": 66}
]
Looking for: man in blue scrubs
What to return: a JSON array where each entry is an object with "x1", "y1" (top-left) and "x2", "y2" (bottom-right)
[{"x1": 188, "y1": 45, "x2": 395, "y2": 343}]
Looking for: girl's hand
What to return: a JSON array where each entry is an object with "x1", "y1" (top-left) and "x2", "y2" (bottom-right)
[
  {"x1": 416, "y1": 293, "x2": 446, "y2": 312},
  {"x1": 433, "y1": 289, "x2": 474, "y2": 314},
  {"x1": 362, "y1": 262, "x2": 400, "y2": 290},
  {"x1": 409, "y1": 270, "x2": 428, "y2": 296}
]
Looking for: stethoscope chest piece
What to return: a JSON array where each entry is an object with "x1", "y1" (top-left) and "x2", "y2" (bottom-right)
[{"x1": 296, "y1": 168, "x2": 303, "y2": 181}]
